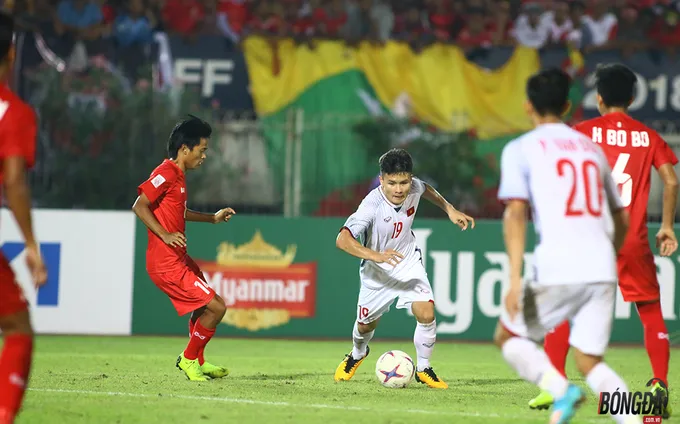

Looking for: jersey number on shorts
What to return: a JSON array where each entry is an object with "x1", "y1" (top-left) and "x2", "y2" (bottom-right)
[
  {"x1": 611, "y1": 153, "x2": 632, "y2": 207},
  {"x1": 194, "y1": 280, "x2": 211, "y2": 295},
  {"x1": 557, "y1": 158, "x2": 603, "y2": 217},
  {"x1": 391, "y1": 222, "x2": 403, "y2": 239},
  {"x1": 359, "y1": 306, "x2": 369, "y2": 320}
]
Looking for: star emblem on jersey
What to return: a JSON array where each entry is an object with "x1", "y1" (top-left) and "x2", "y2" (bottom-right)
[
  {"x1": 407, "y1": 207, "x2": 415, "y2": 217},
  {"x1": 380, "y1": 365, "x2": 405, "y2": 383}
]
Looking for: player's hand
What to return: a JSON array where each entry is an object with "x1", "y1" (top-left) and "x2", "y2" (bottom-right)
[
  {"x1": 162, "y1": 232, "x2": 186, "y2": 248},
  {"x1": 504, "y1": 285, "x2": 522, "y2": 320},
  {"x1": 213, "y1": 208, "x2": 236, "y2": 224},
  {"x1": 25, "y1": 244, "x2": 47, "y2": 288},
  {"x1": 448, "y1": 209, "x2": 475, "y2": 231},
  {"x1": 372, "y1": 249, "x2": 404, "y2": 267},
  {"x1": 656, "y1": 227, "x2": 678, "y2": 257}
]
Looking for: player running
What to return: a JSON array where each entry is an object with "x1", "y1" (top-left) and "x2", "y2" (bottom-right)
[
  {"x1": 0, "y1": 12, "x2": 48, "y2": 424},
  {"x1": 495, "y1": 68, "x2": 640, "y2": 424},
  {"x1": 133, "y1": 115, "x2": 235, "y2": 382},
  {"x1": 529, "y1": 64, "x2": 678, "y2": 418},
  {"x1": 333, "y1": 148, "x2": 475, "y2": 389}
]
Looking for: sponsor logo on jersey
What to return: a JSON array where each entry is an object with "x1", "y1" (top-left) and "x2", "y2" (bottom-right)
[{"x1": 194, "y1": 230, "x2": 317, "y2": 332}]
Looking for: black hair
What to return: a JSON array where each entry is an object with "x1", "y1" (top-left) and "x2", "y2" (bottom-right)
[
  {"x1": 379, "y1": 148, "x2": 413, "y2": 175},
  {"x1": 526, "y1": 68, "x2": 571, "y2": 117},
  {"x1": 570, "y1": 0, "x2": 586, "y2": 12},
  {"x1": 0, "y1": 11, "x2": 13, "y2": 62},
  {"x1": 595, "y1": 63, "x2": 637, "y2": 108},
  {"x1": 167, "y1": 114, "x2": 212, "y2": 159}
]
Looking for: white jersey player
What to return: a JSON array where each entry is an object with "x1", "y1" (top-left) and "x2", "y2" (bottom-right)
[
  {"x1": 494, "y1": 68, "x2": 640, "y2": 424},
  {"x1": 333, "y1": 148, "x2": 475, "y2": 389}
]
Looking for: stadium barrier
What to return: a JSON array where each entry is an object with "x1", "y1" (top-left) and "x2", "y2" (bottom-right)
[
  {"x1": 132, "y1": 215, "x2": 680, "y2": 344},
  {"x1": 1, "y1": 209, "x2": 136, "y2": 335}
]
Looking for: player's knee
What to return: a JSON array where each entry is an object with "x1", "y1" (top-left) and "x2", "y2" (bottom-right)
[
  {"x1": 572, "y1": 348, "x2": 602, "y2": 376},
  {"x1": 411, "y1": 301, "x2": 435, "y2": 324},
  {"x1": 210, "y1": 295, "x2": 227, "y2": 319},
  {"x1": 0, "y1": 310, "x2": 33, "y2": 336},
  {"x1": 493, "y1": 322, "x2": 512, "y2": 349},
  {"x1": 357, "y1": 320, "x2": 378, "y2": 334}
]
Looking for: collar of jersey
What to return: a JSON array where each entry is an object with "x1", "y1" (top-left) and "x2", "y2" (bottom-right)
[{"x1": 378, "y1": 186, "x2": 406, "y2": 209}]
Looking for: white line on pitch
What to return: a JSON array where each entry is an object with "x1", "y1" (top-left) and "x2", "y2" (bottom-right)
[{"x1": 29, "y1": 387, "x2": 610, "y2": 423}]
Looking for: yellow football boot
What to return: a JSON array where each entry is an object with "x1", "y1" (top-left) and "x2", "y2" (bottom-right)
[
  {"x1": 415, "y1": 367, "x2": 448, "y2": 389},
  {"x1": 176, "y1": 354, "x2": 210, "y2": 381},
  {"x1": 334, "y1": 347, "x2": 370, "y2": 382}
]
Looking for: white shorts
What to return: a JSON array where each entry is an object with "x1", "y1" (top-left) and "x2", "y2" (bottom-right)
[
  {"x1": 356, "y1": 257, "x2": 434, "y2": 324},
  {"x1": 500, "y1": 281, "x2": 616, "y2": 356}
]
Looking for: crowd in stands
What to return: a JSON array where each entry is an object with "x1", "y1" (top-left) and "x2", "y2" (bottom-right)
[{"x1": 9, "y1": 0, "x2": 680, "y2": 54}]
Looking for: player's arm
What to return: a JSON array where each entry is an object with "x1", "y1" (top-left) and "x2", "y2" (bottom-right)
[
  {"x1": 186, "y1": 208, "x2": 236, "y2": 224},
  {"x1": 497, "y1": 140, "x2": 529, "y2": 317},
  {"x1": 653, "y1": 135, "x2": 679, "y2": 256},
  {"x1": 602, "y1": 164, "x2": 629, "y2": 252},
  {"x1": 133, "y1": 173, "x2": 186, "y2": 248},
  {"x1": 336, "y1": 199, "x2": 403, "y2": 266},
  {"x1": 421, "y1": 182, "x2": 475, "y2": 230}
]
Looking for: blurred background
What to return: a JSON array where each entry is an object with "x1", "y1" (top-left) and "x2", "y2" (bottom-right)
[{"x1": 8, "y1": 0, "x2": 680, "y2": 220}]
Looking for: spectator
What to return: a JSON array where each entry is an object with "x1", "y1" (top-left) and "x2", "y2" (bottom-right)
[
  {"x1": 511, "y1": 2, "x2": 550, "y2": 48},
  {"x1": 581, "y1": 0, "x2": 617, "y2": 51},
  {"x1": 393, "y1": 5, "x2": 431, "y2": 52},
  {"x1": 346, "y1": 0, "x2": 377, "y2": 44},
  {"x1": 613, "y1": 6, "x2": 649, "y2": 57},
  {"x1": 649, "y1": 5, "x2": 680, "y2": 57},
  {"x1": 55, "y1": 0, "x2": 104, "y2": 40},
  {"x1": 246, "y1": 0, "x2": 285, "y2": 37},
  {"x1": 547, "y1": 0, "x2": 573, "y2": 44},
  {"x1": 370, "y1": 0, "x2": 394, "y2": 43},
  {"x1": 162, "y1": 0, "x2": 205, "y2": 38},
  {"x1": 217, "y1": 0, "x2": 250, "y2": 45},
  {"x1": 114, "y1": 0, "x2": 155, "y2": 47},
  {"x1": 312, "y1": 0, "x2": 348, "y2": 39},
  {"x1": 458, "y1": 6, "x2": 493, "y2": 50},
  {"x1": 564, "y1": 0, "x2": 591, "y2": 49},
  {"x1": 487, "y1": 0, "x2": 514, "y2": 46},
  {"x1": 428, "y1": 0, "x2": 458, "y2": 42}
]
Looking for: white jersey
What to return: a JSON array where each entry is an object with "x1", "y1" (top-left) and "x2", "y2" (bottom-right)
[
  {"x1": 343, "y1": 177, "x2": 427, "y2": 282},
  {"x1": 498, "y1": 123, "x2": 623, "y2": 285}
]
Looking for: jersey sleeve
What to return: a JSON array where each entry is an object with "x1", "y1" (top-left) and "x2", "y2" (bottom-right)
[
  {"x1": 652, "y1": 133, "x2": 678, "y2": 169},
  {"x1": 341, "y1": 193, "x2": 379, "y2": 240},
  {"x1": 137, "y1": 168, "x2": 177, "y2": 204},
  {"x1": 498, "y1": 140, "x2": 530, "y2": 202},
  {"x1": 0, "y1": 105, "x2": 37, "y2": 168},
  {"x1": 411, "y1": 177, "x2": 427, "y2": 197}
]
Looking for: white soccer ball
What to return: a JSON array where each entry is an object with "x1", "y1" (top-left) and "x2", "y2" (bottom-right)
[{"x1": 375, "y1": 350, "x2": 415, "y2": 388}]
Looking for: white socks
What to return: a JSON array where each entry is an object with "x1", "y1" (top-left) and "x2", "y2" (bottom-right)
[
  {"x1": 414, "y1": 320, "x2": 437, "y2": 371},
  {"x1": 352, "y1": 321, "x2": 374, "y2": 360},
  {"x1": 586, "y1": 363, "x2": 637, "y2": 424},
  {"x1": 502, "y1": 337, "x2": 569, "y2": 399}
]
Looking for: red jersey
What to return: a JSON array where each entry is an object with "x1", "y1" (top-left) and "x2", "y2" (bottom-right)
[
  {"x1": 574, "y1": 112, "x2": 678, "y2": 253},
  {"x1": 0, "y1": 85, "x2": 37, "y2": 181},
  {"x1": 137, "y1": 159, "x2": 188, "y2": 272}
]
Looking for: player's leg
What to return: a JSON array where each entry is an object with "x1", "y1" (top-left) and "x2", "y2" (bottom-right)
[
  {"x1": 179, "y1": 294, "x2": 227, "y2": 380},
  {"x1": 570, "y1": 283, "x2": 641, "y2": 424},
  {"x1": 496, "y1": 284, "x2": 587, "y2": 424},
  {"x1": 528, "y1": 320, "x2": 571, "y2": 410},
  {"x1": 188, "y1": 306, "x2": 229, "y2": 379},
  {"x1": 410, "y1": 300, "x2": 447, "y2": 389},
  {"x1": 0, "y1": 278, "x2": 34, "y2": 424},
  {"x1": 334, "y1": 283, "x2": 394, "y2": 382},
  {"x1": 636, "y1": 300, "x2": 671, "y2": 418}
]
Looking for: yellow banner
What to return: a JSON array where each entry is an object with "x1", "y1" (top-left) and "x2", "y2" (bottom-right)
[{"x1": 244, "y1": 37, "x2": 540, "y2": 138}]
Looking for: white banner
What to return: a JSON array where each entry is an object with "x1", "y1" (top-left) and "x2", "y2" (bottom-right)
[{"x1": 0, "y1": 209, "x2": 135, "y2": 335}]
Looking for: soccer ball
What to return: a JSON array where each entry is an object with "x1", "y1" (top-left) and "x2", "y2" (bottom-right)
[{"x1": 375, "y1": 350, "x2": 415, "y2": 388}]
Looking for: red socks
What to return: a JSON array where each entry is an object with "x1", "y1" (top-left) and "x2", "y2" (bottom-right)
[
  {"x1": 544, "y1": 321, "x2": 570, "y2": 378},
  {"x1": 0, "y1": 334, "x2": 33, "y2": 423},
  {"x1": 637, "y1": 301, "x2": 669, "y2": 386},
  {"x1": 185, "y1": 320, "x2": 213, "y2": 363}
]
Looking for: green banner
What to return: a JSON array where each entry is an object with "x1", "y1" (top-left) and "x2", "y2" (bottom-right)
[{"x1": 132, "y1": 217, "x2": 680, "y2": 343}]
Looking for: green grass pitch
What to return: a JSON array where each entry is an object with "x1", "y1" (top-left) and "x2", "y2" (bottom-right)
[{"x1": 15, "y1": 336, "x2": 677, "y2": 423}]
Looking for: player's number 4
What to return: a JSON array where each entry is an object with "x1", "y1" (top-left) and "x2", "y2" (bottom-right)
[{"x1": 611, "y1": 153, "x2": 632, "y2": 207}]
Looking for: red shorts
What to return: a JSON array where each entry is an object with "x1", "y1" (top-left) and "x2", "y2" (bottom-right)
[
  {"x1": 617, "y1": 249, "x2": 659, "y2": 302},
  {"x1": 148, "y1": 256, "x2": 216, "y2": 316},
  {"x1": 0, "y1": 255, "x2": 28, "y2": 317}
]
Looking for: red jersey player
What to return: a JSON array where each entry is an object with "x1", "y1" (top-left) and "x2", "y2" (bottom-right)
[
  {"x1": 528, "y1": 64, "x2": 678, "y2": 419},
  {"x1": 133, "y1": 115, "x2": 235, "y2": 382},
  {"x1": 0, "y1": 12, "x2": 48, "y2": 424}
]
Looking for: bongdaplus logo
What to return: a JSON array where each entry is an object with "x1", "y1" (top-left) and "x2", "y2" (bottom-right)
[{"x1": 597, "y1": 378, "x2": 668, "y2": 421}]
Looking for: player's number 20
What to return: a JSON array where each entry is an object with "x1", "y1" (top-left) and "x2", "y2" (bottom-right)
[{"x1": 557, "y1": 158, "x2": 603, "y2": 217}]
